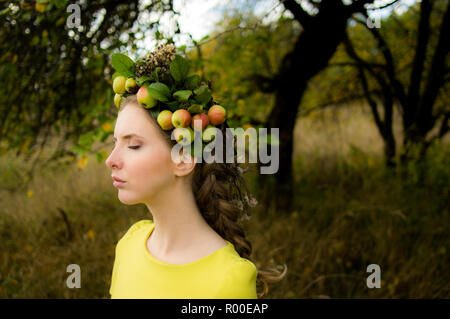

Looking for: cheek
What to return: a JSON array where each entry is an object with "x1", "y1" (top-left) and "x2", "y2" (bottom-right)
[{"x1": 129, "y1": 145, "x2": 174, "y2": 190}]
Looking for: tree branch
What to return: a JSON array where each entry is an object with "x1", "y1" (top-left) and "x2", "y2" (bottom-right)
[
  {"x1": 407, "y1": 0, "x2": 432, "y2": 117},
  {"x1": 354, "y1": 15, "x2": 408, "y2": 109},
  {"x1": 342, "y1": 31, "x2": 390, "y2": 138},
  {"x1": 298, "y1": 89, "x2": 382, "y2": 117},
  {"x1": 282, "y1": 0, "x2": 312, "y2": 28},
  {"x1": 245, "y1": 74, "x2": 279, "y2": 93},
  {"x1": 345, "y1": 0, "x2": 376, "y2": 15},
  {"x1": 417, "y1": 1, "x2": 450, "y2": 133},
  {"x1": 366, "y1": 0, "x2": 401, "y2": 11},
  {"x1": 438, "y1": 112, "x2": 450, "y2": 139}
]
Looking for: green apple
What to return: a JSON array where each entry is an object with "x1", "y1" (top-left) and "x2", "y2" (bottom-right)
[
  {"x1": 173, "y1": 127, "x2": 194, "y2": 146},
  {"x1": 114, "y1": 93, "x2": 123, "y2": 109},
  {"x1": 172, "y1": 109, "x2": 192, "y2": 128},
  {"x1": 207, "y1": 105, "x2": 226, "y2": 125},
  {"x1": 137, "y1": 86, "x2": 158, "y2": 109},
  {"x1": 157, "y1": 110, "x2": 174, "y2": 130},
  {"x1": 202, "y1": 125, "x2": 218, "y2": 142},
  {"x1": 113, "y1": 76, "x2": 126, "y2": 94},
  {"x1": 125, "y1": 78, "x2": 138, "y2": 93}
]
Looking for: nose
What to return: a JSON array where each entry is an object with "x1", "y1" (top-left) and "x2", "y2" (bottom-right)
[{"x1": 105, "y1": 147, "x2": 122, "y2": 169}]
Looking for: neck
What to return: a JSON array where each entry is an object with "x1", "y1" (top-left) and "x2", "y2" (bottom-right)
[{"x1": 144, "y1": 177, "x2": 213, "y2": 255}]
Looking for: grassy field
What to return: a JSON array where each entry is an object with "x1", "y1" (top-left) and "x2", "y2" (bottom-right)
[{"x1": 0, "y1": 103, "x2": 448, "y2": 298}]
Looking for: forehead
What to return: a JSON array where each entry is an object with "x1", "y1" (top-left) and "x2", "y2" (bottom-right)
[{"x1": 113, "y1": 104, "x2": 155, "y2": 139}]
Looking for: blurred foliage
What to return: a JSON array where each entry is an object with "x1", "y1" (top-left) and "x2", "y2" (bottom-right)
[
  {"x1": 0, "y1": 0, "x2": 179, "y2": 175},
  {"x1": 185, "y1": 9, "x2": 301, "y2": 129}
]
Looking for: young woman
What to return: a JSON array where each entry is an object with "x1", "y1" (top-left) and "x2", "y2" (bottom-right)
[{"x1": 105, "y1": 45, "x2": 286, "y2": 298}]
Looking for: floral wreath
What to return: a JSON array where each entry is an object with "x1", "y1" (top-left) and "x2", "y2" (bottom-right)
[{"x1": 110, "y1": 43, "x2": 227, "y2": 157}]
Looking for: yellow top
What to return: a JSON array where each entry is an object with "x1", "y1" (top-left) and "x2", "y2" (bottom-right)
[{"x1": 109, "y1": 219, "x2": 258, "y2": 299}]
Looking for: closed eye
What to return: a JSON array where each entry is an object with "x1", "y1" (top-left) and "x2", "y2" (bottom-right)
[{"x1": 129, "y1": 146, "x2": 141, "y2": 149}]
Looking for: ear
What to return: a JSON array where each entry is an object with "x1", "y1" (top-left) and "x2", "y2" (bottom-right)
[{"x1": 172, "y1": 148, "x2": 197, "y2": 177}]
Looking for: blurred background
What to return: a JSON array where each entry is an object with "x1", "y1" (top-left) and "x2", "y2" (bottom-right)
[{"x1": 0, "y1": 0, "x2": 448, "y2": 298}]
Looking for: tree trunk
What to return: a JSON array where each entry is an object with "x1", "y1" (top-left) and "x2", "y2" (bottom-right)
[{"x1": 260, "y1": 2, "x2": 354, "y2": 212}]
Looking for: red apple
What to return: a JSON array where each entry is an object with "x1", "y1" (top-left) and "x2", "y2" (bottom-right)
[
  {"x1": 207, "y1": 105, "x2": 226, "y2": 125},
  {"x1": 157, "y1": 110, "x2": 174, "y2": 130},
  {"x1": 137, "y1": 86, "x2": 157, "y2": 109},
  {"x1": 191, "y1": 112, "x2": 209, "y2": 130},
  {"x1": 172, "y1": 109, "x2": 192, "y2": 128}
]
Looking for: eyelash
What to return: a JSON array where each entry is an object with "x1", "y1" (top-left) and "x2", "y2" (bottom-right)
[{"x1": 129, "y1": 145, "x2": 140, "y2": 149}]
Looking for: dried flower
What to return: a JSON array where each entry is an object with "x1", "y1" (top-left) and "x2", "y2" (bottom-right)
[
  {"x1": 231, "y1": 199, "x2": 244, "y2": 211},
  {"x1": 237, "y1": 165, "x2": 250, "y2": 174},
  {"x1": 135, "y1": 43, "x2": 177, "y2": 78},
  {"x1": 244, "y1": 194, "x2": 258, "y2": 207}
]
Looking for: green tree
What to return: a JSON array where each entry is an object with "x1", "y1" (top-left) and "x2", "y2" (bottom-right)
[
  {"x1": 190, "y1": 0, "x2": 382, "y2": 212},
  {"x1": 313, "y1": 0, "x2": 449, "y2": 168},
  {"x1": 0, "y1": 0, "x2": 180, "y2": 176}
]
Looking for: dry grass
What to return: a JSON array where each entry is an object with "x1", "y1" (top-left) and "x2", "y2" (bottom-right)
[{"x1": 0, "y1": 103, "x2": 448, "y2": 298}]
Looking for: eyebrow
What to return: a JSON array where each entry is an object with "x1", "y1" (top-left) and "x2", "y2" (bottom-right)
[{"x1": 112, "y1": 133, "x2": 144, "y2": 141}]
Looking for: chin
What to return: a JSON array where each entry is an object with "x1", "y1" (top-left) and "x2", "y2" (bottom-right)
[{"x1": 117, "y1": 192, "x2": 142, "y2": 205}]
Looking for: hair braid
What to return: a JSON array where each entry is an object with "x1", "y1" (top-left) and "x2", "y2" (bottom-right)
[{"x1": 193, "y1": 163, "x2": 252, "y2": 258}]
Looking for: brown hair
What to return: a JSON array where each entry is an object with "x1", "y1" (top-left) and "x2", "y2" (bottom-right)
[{"x1": 119, "y1": 95, "x2": 287, "y2": 298}]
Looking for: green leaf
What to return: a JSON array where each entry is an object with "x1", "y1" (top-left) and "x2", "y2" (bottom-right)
[
  {"x1": 173, "y1": 90, "x2": 192, "y2": 102},
  {"x1": 187, "y1": 104, "x2": 203, "y2": 114},
  {"x1": 193, "y1": 84, "x2": 208, "y2": 95},
  {"x1": 200, "y1": 35, "x2": 210, "y2": 42},
  {"x1": 148, "y1": 105, "x2": 161, "y2": 121},
  {"x1": 99, "y1": 131, "x2": 110, "y2": 142},
  {"x1": 96, "y1": 151, "x2": 107, "y2": 163},
  {"x1": 111, "y1": 53, "x2": 135, "y2": 78},
  {"x1": 78, "y1": 131, "x2": 95, "y2": 148},
  {"x1": 51, "y1": 0, "x2": 68, "y2": 9},
  {"x1": 170, "y1": 54, "x2": 190, "y2": 82},
  {"x1": 165, "y1": 101, "x2": 181, "y2": 112},
  {"x1": 146, "y1": 82, "x2": 171, "y2": 102},
  {"x1": 226, "y1": 119, "x2": 239, "y2": 129},
  {"x1": 0, "y1": 8, "x2": 11, "y2": 16},
  {"x1": 193, "y1": 84, "x2": 212, "y2": 105},
  {"x1": 153, "y1": 67, "x2": 160, "y2": 82},
  {"x1": 136, "y1": 76, "x2": 152, "y2": 86},
  {"x1": 184, "y1": 74, "x2": 200, "y2": 90},
  {"x1": 70, "y1": 145, "x2": 87, "y2": 156}
]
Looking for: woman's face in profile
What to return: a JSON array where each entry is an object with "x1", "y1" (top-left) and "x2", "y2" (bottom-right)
[{"x1": 105, "y1": 102, "x2": 175, "y2": 205}]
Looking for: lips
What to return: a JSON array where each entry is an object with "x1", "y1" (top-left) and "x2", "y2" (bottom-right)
[{"x1": 112, "y1": 176, "x2": 126, "y2": 183}]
